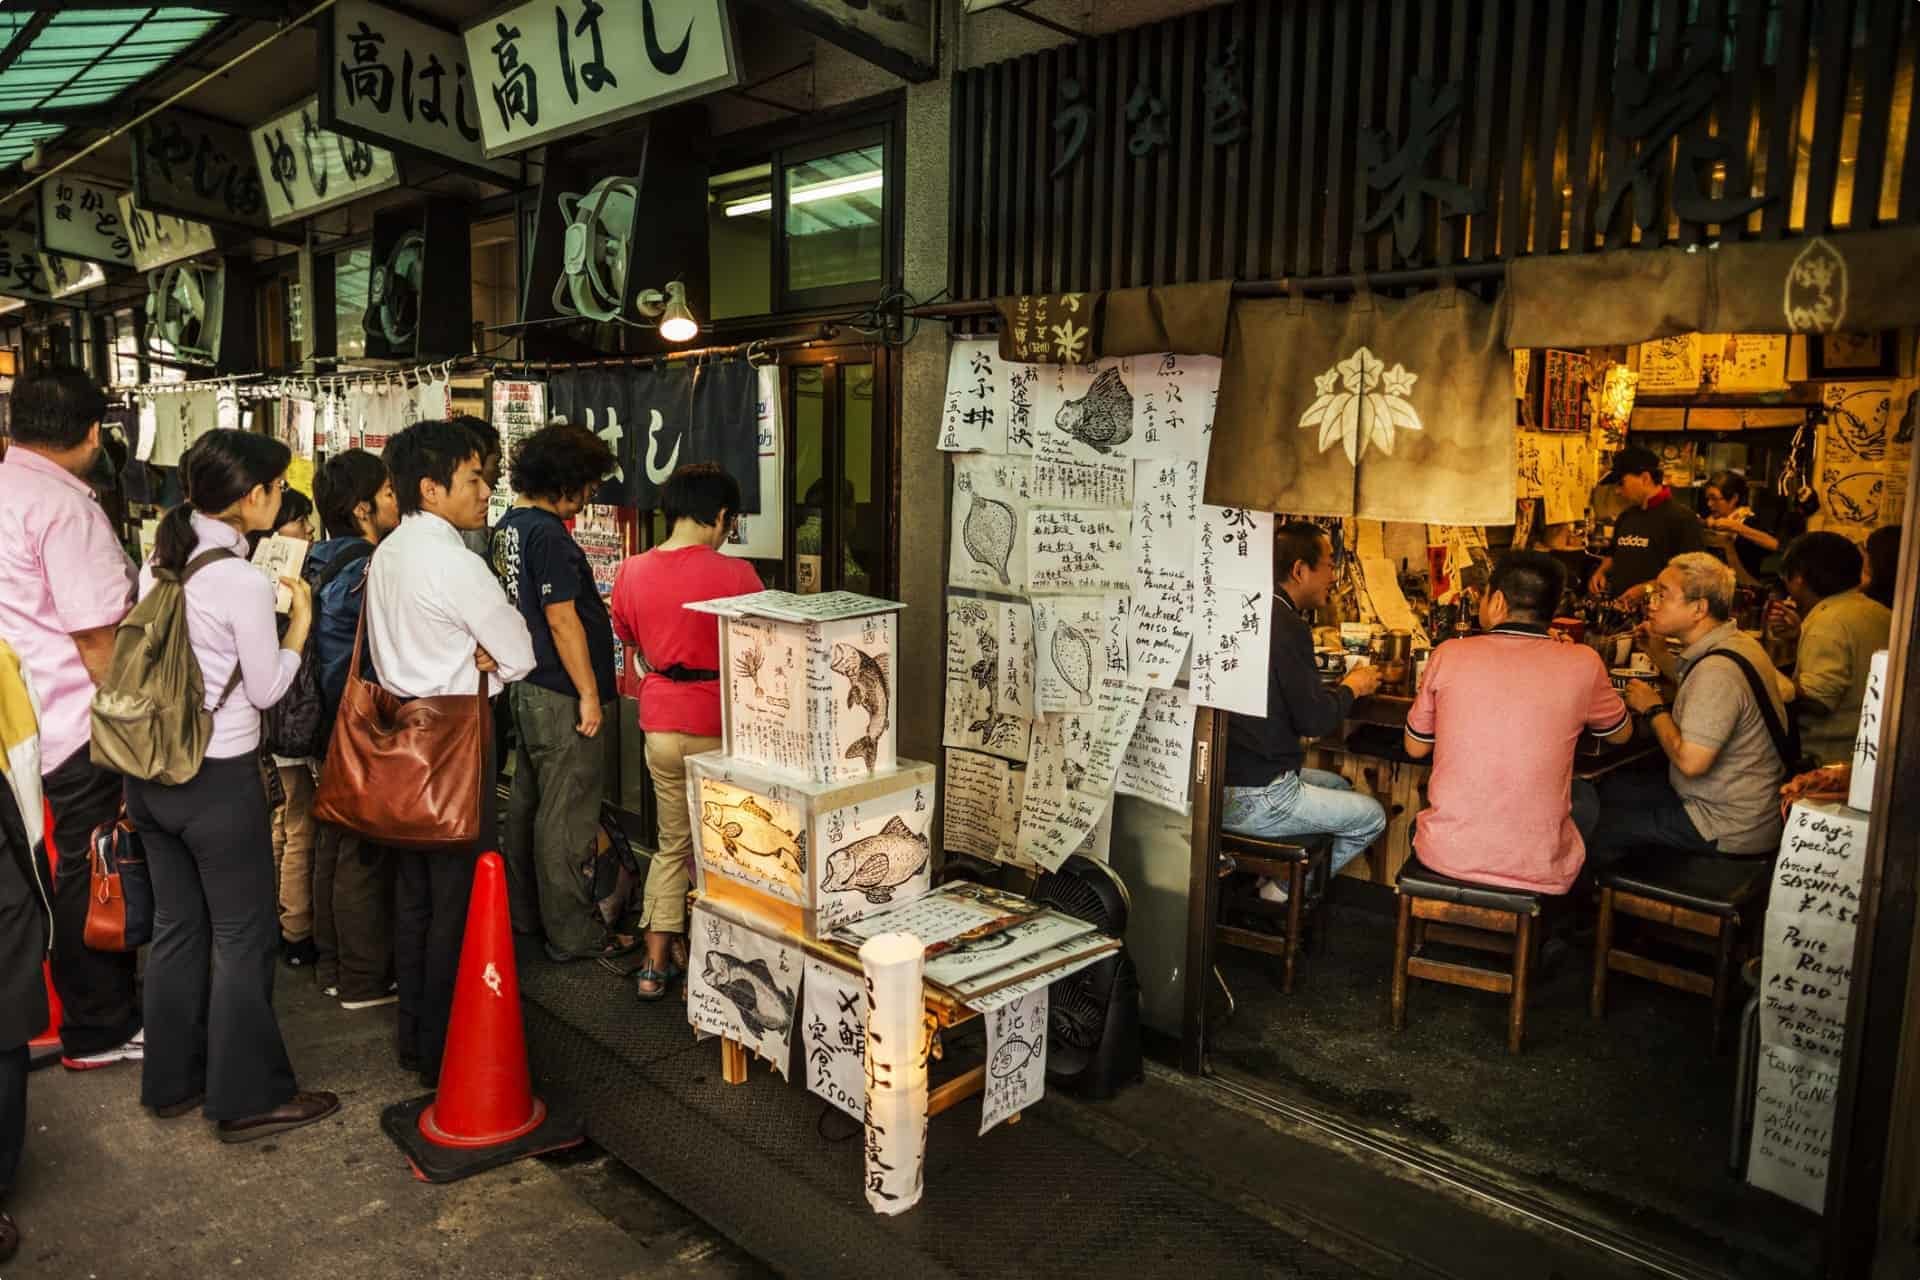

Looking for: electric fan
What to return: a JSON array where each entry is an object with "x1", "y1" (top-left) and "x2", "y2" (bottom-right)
[
  {"x1": 367, "y1": 230, "x2": 425, "y2": 349},
  {"x1": 1032, "y1": 854, "x2": 1143, "y2": 1098},
  {"x1": 552, "y1": 176, "x2": 639, "y2": 323},
  {"x1": 144, "y1": 262, "x2": 224, "y2": 366}
]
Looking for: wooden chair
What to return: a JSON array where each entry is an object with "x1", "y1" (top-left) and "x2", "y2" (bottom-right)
[
  {"x1": 1391, "y1": 857, "x2": 1544, "y2": 1055},
  {"x1": 1590, "y1": 851, "x2": 1773, "y2": 1050},
  {"x1": 1215, "y1": 832, "x2": 1334, "y2": 994}
]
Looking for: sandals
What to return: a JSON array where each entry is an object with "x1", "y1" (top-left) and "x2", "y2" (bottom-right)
[
  {"x1": 546, "y1": 932, "x2": 642, "y2": 964},
  {"x1": 635, "y1": 968, "x2": 673, "y2": 1001}
]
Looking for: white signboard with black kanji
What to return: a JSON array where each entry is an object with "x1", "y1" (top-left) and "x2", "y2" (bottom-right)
[
  {"x1": 460, "y1": 0, "x2": 739, "y2": 157},
  {"x1": 0, "y1": 228, "x2": 53, "y2": 300},
  {"x1": 38, "y1": 176, "x2": 131, "y2": 267},
  {"x1": 116, "y1": 195, "x2": 217, "y2": 274},
  {"x1": 249, "y1": 95, "x2": 402, "y2": 225}
]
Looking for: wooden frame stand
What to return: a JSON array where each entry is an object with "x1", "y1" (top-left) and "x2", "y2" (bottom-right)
[{"x1": 1391, "y1": 892, "x2": 1539, "y2": 1055}]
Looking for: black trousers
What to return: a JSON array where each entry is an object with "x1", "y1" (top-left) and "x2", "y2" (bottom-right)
[
  {"x1": 311, "y1": 821, "x2": 394, "y2": 1003},
  {"x1": 40, "y1": 752, "x2": 140, "y2": 1057},
  {"x1": 0, "y1": 1043, "x2": 24, "y2": 1197},
  {"x1": 127, "y1": 755, "x2": 297, "y2": 1121},
  {"x1": 393, "y1": 848, "x2": 480, "y2": 1083}
]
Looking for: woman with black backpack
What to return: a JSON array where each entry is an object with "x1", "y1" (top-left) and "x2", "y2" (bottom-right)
[{"x1": 124, "y1": 429, "x2": 337, "y2": 1142}]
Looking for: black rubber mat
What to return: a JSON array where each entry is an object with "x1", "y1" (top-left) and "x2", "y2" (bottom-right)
[{"x1": 516, "y1": 945, "x2": 1362, "y2": 1280}]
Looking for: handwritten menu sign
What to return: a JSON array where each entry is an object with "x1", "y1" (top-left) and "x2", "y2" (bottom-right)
[
  {"x1": 1189, "y1": 505, "x2": 1274, "y2": 717},
  {"x1": 959, "y1": 932, "x2": 1117, "y2": 1008},
  {"x1": 1030, "y1": 457, "x2": 1131, "y2": 507},
  {"x1": 1032, "y1": 595, "x2": 1104, "y2": 714},
  {"x1": 999, "y1": 292, "x2": 1100, "y2": 364},
  {"x1": 1748, "y1": 802, "x2": 1870, "y2": 1213},
  {"x1": 132, "y1": 110, "x2": 271, "y2": 231},
  {"x1": 1134, "y1": 353, "x2": 1221, "y2": 459},
  {"x1": 1849, "y1": 651, "x2": 1887, "y2": 811},
  {"x1": 1017, "y1": 676, "x2": 1149, "y2": 871},
  {"x1": 925, "y1": 913, "x2": 1093, "y2": 988},
  {"x1": 1115, "y1": 686, "x2": 1198, "y2": 814},
  {"x1": 687, "y1": 903, "x2": 800, "y2": 1078},
  {"x1": 941, "y1": 747, "x2": 1026, "y2": 865},
  {"x1": 38, "y1": 176, "x2": 131, "y2": 267},
  {"x1": 487, "y1": 378, "x2": 546, "y2": 523},
  {"x1": 979, "y1": 987, "x2": 1048, "y2": 1135},
  {"x1": 1027, "y1": 506, "x2": 1133, "y2": 595},
  {"x1": 950, "y1": 454, "x2": 1030, "y2": 593},
  {"x1": 1128, "y1": 457, "x2": 1205, "y2": 687},
  {"x1": 801, "y1": 958, "x2": 866, "y2": 1121},
  {"x1": 942, "y1": 596, "x2": 1035, "y2": 764},
  {"x1": 939, "y1": 337, "x2": 1008, "y2": 453},
  {"x1": 1537, "y1": 349, "x2": 1592, "y2": 435},
  {"x1": 1635, "y1": 334, "x2": 1702, "y2": 394}
]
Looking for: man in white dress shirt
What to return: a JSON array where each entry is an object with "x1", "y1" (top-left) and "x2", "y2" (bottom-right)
[{"x1": 368, "y1": 417, "x2": 535, "y2": 1085}]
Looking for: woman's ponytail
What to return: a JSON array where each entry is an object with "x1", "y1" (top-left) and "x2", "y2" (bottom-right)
[{"x1": 150, "y1": 503, "x2": 198, "y2": 575}]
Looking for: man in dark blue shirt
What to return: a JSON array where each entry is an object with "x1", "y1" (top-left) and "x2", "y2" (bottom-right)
[
  {"x1": 1223, "y1": 522, "x2": 1385, "y2": 903},
  {"x1": 489, "y1": 423, "x2": 629, "y2": 962}
]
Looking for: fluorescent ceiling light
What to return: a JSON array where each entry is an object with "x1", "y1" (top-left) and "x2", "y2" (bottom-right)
[{"x1": 724, "y1": 170, "x2": 883, "y2": 218}]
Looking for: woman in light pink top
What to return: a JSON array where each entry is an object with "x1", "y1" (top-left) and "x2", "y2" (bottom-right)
[{"x1": 124, "y1": 429, "x2": 338, "y2": 1143}]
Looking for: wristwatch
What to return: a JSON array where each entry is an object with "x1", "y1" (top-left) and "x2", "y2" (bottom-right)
[{"x1": 1639, "y1": 702, "x2": 1669, "y2": 721}]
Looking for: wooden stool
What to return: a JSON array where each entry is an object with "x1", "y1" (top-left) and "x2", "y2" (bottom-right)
[
  {"x1": 1391, "y1": 858, "x2": 1544, "y2": 1055},
  {"x1": 1590, "y1": 851, "x2": 1772, "y2": 1050},
  {"x1": 1215, "y1": 832, "x2": 1334, "y2": 994}
]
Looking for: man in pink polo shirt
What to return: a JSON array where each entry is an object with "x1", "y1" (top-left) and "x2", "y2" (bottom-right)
[
  {"x1": 1403, "y1": 551, "x2": 1633, "y2": 895},
  {"x1": 0, "y1": 368, "x2": 143, "y2": 1069}
]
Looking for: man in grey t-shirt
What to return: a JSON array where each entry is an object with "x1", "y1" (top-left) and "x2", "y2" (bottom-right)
[{"x1": 1592, "y1": 553, "x2": 1789, "y2": 861}]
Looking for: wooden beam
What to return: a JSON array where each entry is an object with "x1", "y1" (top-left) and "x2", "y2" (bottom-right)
[{"x1": 928, "y1": 1065, "x2": 986, "y2": 1118}]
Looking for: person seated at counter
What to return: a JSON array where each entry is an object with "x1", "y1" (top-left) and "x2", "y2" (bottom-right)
[
  {"x1": 1223, "y1": 522, "x2": 1386, "y2": 904},
  {"x1": 1701, "y1": 469, "x2": 1778, "y2": 584},
  {"x1": 1587, "y1": 446, "x2": 1705, "y2": 607},
  {"x1": 1401, "y1": 552, "x2": 1633, "y2": 894},
  {"x1": 1592, "y1": 554, "x2": 1790, "y2": 863},
  {"x1": 1767, "y1": 531, "x2": 1891, "y2": 766}
]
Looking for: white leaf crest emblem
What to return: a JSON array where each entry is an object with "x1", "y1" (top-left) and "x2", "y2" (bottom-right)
[{"x1": 1297, "y1": 346, "x2": 1424, "y2": 464}]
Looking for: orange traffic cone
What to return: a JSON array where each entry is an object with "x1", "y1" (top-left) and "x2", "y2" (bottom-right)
[
  {"x1": 380, "y1": 851, "x2": 583, "y2": 1182},
  {"x1": 29, "y1": 799, "x2": 62, "y2": 1069}
]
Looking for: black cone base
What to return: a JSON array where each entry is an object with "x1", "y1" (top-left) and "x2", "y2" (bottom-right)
[{"x1": 381, "y1": 1090, "x2": 586, "y2": 1184}]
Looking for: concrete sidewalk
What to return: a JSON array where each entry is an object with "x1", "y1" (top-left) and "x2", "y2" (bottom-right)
[{"x1": 10, "y1": 976, "x2": 764, "y2": 1280}]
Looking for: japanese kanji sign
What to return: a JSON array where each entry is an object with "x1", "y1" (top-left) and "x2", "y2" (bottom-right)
[
  {"x1": 321, "y1": 0, "x2": 516, "y2": 182},
  {"x1": 0, "y1": 226, "x2": 53, "y2": 300},
  {"x1": 131, "y1": 110, "x2": 272, "y2": 232},
  {"x1": 37, "y1": 176, "x2": 131, "y2": 267},
  {"x1": 459, "y1": 0, "x2": 738, "y2": 158},
  {"x1": 249, "y1": 95, "x2": 402, "y2": 225},
  {"x1": 116, "y1": 194, "x2": 218, "y2": 274},
  {"x1": 37, "y1": 253, "x2": 105, "y2": 299}
]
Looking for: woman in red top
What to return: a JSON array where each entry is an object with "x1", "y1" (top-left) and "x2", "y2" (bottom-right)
[{"x1": 610, "y1": 464, "x2": 762, "y2": 1000}]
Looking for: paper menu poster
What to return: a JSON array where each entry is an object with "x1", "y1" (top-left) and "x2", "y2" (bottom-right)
[
  {"x1": 687, "y1": 903, "x2": 801, "y2": 1079},
  {"x1": 801, "y1": 958, "x2": 866, "y2": 1120},
  {"x1": 251, "y1": 534, "x2": 309, "y2": 613},
  {"x1": 940, "y1": 337, "x2": 1009, "y2": 454},
  {"x1": 941, "y1": 748, "x2": 1026, "y2": 866},
  {"x1": 943, "y1": 596, "x2": 1035, "y2": 764},
  {"x1": 1027, "y1": 506, "x2": 1133, "y2": 595},
  {"x1": 1032, "y1": 595, "x2": 1104, "y2": 714},
  {"x1": 1128, "y1": 457, "x2": 1206, "y2": 688},
  {"x1": 1190, "y1": 511, "x2": 1274, "y2": 717},
  {"x1": 950, "y1": 454, "x2": 1031, "y2": 593},
  {"x1": 1115, "y1": 686, "x2": 1199, "y2": 814},
  {"x1": 979, "y1": 986, "x2": 1048, "y2": 1136}
]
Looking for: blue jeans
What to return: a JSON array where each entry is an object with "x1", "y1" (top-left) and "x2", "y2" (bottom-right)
[
  {"x1": 1589, "y1": 768, "x2": 1718, "y2": 866},
  {"x1": 1222, "y1": 769, "x2": 1387, "y2": 876}
]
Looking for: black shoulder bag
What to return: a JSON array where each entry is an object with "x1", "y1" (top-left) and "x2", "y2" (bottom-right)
[{"x1": 1693, "y1": 648, "x2": 1809, "y2": 775}]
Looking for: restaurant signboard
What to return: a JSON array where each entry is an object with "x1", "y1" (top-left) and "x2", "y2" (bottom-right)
[
  {"x1": 131, "y1": 109, "x2": 273, "y2": 233},
  {"x1": 36, "y1": 253, "x2": 106, "y2": 299},
  {"x1": 36, "y1": 176, "x2": 132, "y2": 268},
  {"x1": 116, "y1": 195, "x2": 218, "y2": 274},
  {"x1": 460, "y1": 0, "x2": 739, "y2": 157},
  {"x1": 0, "y1": 226, "x2": 53, "y2": 301},
  {"x1": 320, "y1": 0, "x2": 518, "y2": 183},
  {"x1": 249, "y1": 95, "x2": 403, "y2": 225}
]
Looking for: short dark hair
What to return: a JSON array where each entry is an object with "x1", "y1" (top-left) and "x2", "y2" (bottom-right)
[
  {"x1": 315, "y1": 448, "x2": 388, "y2": 539},
  {"x1": 385, "y1": 417, "x2": 484, "y2": 516},
  {"x1": 1781, "y1": 530, "x2": 1865, "y2": 599},
  {"x1": 661, "y1": 462, "x2": 739, "y2": 528},
  {"x1": 11, "y1": 366, "x2": 107, "y2": 449},
  {"x1": 1865, "y1": 524, "x2": 1899, "y2": 609},
  {"x1": 463, "y1": 417, "x2": 501, "y2": 459},
  {"x1": 509, "y1": 422, "x2": 615, "y2": 501},
  {"x1": 273, "y1": 486, "x2": 314, "y2": 533},
  {"x1": 1607, "y1": 445, "x2": 1661, "y2": 484},
  {"x1": 1705, "y1": 470, "x2": 1748, "y2": 506},
  {"x1": 1274, "y1": 520, "x2": 1330, "y2": 583},
  {"x1": 1488, "y1": 550, "x2": 1567, "y2": 621}
]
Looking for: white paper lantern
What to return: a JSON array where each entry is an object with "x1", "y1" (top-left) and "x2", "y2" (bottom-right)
[{"x1": 859, "y1": 931, "x2": 927, "y2": 1215}]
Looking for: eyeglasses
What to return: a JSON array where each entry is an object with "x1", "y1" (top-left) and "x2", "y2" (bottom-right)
[{"x1": 1645, "y1": 584, "x2": 1668, "y2": 605}]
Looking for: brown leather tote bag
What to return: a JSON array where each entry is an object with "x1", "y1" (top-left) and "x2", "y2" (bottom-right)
[{"x1": 311, "y1": 606, "x2": 489, "y2": 850}]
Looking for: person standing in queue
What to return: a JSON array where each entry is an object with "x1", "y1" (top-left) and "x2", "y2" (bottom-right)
[
  {"x1": 1592, "y1": 554, "x2": 1789, "y2": 863},
  {"x1": 1222, "y1": 522, "x2": 1387, "y2": 903},
  {"x1": 261, "y1": 486, "x2": 321, "y2": 970},
  {"x1": 307, "y1": 449, "x2": 401, "y2": 1009},
  {"x1": 125, "y1": 429, "x2": 338, "y2": 1140},
  {"x1": 368, "y1": 418, "x2": 535, "y2": 1084},
  {"x1": 1767, "y1": 532, "x2": 1891, "y2": 766},
  {"x1": 489, "y1": 423, "x2": 632, "y2": 962},
  {"x1": 1402, "y1": 552, "x2": 1634, "y2": 894},
  {"x1": 609, "y1": 464, "x2": 762, "y2": 1001},
  {"x1": 1587, "y1": 446, "x2": 1706, "y2": 607},
  {"x1": 0, "y1": 637, "x2": 54, "y2": 1260},
  {"x1": 0, "y1": 367, "x2": 143, "y2": 1072}
]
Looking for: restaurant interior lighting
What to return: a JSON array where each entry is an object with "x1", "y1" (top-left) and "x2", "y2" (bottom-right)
[
  {"x1": 637, "y1": 279, "x2": 700, "y2": 343},
  {"x1": 723, "y1": 171, "x2": 884, "y2": 218}
]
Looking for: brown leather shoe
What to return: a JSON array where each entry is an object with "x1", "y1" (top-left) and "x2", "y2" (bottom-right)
[
  {"x1": 0, "y1": 1210, "x2": 18, "y2": 1262},
  {"x1": 215, "y1": 1091, "x2": 340, "y2": 1144},
  {"x1": 151, "y1": 1092, "x2": 205, "y2": 1119}
]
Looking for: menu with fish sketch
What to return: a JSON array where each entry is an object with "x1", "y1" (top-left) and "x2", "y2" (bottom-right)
[
  {"x1": 250, "y1": 534, "x2": 309, "y2": 613},
  {"x1": 1032, "y1": 595, "x2": 1106, "y2": 714},
  {"x1": 1028, "y1": 506, "x2": 1134, "y2": 595},
  {"x1": 815, "y1": 786, "x2": 934, "y2": 936},
  {"x1": 720, "y1": 606, "x2": 897, "y2": 785},
  {"x1": 980, "y1": 987, "x2": 1048, "y2": 1136},
  {"x1": 943, "y1": 596, "x2": 1035, "y2": 763},
  {"x1": 949, "y1": 454, "x2": 1032, "y2": 594},
  {"x1": 691, "y1": 764, "x2": 810, "y2": 906},
  {"x1": 1813, "y1": 382, "x2": 1891, "y2": 542},
  {"x1": 688, "y1": 902, "x2": 802, "y2": 1079}
]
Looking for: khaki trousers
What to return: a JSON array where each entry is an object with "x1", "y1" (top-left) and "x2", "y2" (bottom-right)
[
  {"x1": 269, "y1": 763, "x2": 316, "y2": 943},
  {"x1": 640, "y1": 731, "x2": 719, "y2": 934},
  {"x1": 505, "y1": 682, "x2": 612, "y2": 955}
]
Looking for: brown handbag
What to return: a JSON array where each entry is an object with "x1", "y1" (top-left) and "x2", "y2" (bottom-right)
[
  {"x1": 310, "y1": 604, "x2": 490, "y2": 850},
  {"x1": 83, "y1": 811, "x2": 152, "y2": 952}
]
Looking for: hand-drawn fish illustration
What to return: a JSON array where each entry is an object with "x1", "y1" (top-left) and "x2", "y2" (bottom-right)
[
  {"x1": 1827, "y1": 472, "x2": 1884, "y2": 525},
  {"x1": 822, "y1": 815, "x2": 930, "y2": 904},
  {"x1": 989, "y1": 1034, "x2": 1038, "y2": 1080},
  {"x1": 1054, "y1": 365, "x2": 1134, "y2": 454},
  {"x1": 831, "y1": 643, "x2": 890, "y2": 771},
  {"x1": 702, "y1": 796, "x2": 805, "y2": 877},
  {"x1": 962, "y1": 493, "x2": 1016, "y2": 585},
  {"x1": 1052, "y1": 624, "x2": 1093, "y2": 706},
  {"x1": 1061, "y1": 759, "x2": 1088, "y2": 792},
  {"x1": 967, "y1": 629, "x2": 1000, "y2": 737},
  {"x1": 703, "y1": 950, "x2": 796, "y2": 1039}
]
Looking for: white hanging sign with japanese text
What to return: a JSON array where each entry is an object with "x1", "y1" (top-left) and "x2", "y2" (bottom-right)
[
  {"x1": 322, "y1": 1, "x2": 517, "y2": 182},
  {"x1": 37, "y1": 177, "x2": 132, "y2": 267},
  {"x1": 461, "y1": 0, "x2": 740, "y2": 158},
  {"x1": 116, "y1": 195, "x2": 217, "y2": 274},
  {"x1": 249, "y1": 95, "x2": 402, "y2": 225},
  {"x1": 0, "y1": 228, "x2": 53, "y2": 301}
]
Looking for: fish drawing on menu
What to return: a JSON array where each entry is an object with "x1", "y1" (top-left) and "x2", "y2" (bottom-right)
[
  {"x1": 1054, "y1": 366, "x2": 1133, "y2": 454},
  {"x1": 702, "y1": 797, "x2": 805, "y2": 877},
  {"x1": 703, "y1": 951, "x2": 796, "y2": 1038},
  {"x1": 1052, "y1": 624, "x2": 1093, "y2": 706},
  {"x1": 821, "y1": 816, "x2": 930, "y2": 904},
  {"x1": 989, "y1": 1034, "x2": 1037, "y2": 1080},
  {"x1": 962, "y1": 492, "x2": 1016, "y2": 585},
  {"x1": 831, "y1": 643, "x2": 890, "y2": 771}
]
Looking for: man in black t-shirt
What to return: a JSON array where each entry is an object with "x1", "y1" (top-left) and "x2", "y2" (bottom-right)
[
  {"x1": 488, "y1": 424, "x2": 632, "y2": 963},
  {"x1": 1588, "y1": 445, "x2": 1705, "y2": 607}
]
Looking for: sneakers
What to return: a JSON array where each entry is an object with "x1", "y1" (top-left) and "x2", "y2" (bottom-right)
[
  {"x1": 339, "y1": 980, "x2": 399, "y2": 1011},
  {"x1": 62, "y1": 1029, "x2": 144, "y2": 1072},
  {"x1": 1256, "y1": 876, "x2": 1291, "y2": 906},
  {"x1": 281, "y1": 937, "x2": 318, "y2": 969}
]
